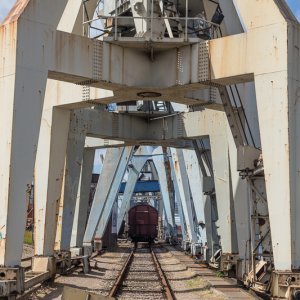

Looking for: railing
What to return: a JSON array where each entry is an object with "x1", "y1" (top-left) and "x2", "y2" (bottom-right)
[{"x1": 82, "y1": 0, "x2": 221, "y2": 41}]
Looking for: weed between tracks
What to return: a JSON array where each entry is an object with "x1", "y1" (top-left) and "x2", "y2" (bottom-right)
[
  {"x1": 24, "y1": 230, "x2": 33, "y2": 245},
  {"x1": 186, "y1": 276, "x2": 210, "y2": 289}
]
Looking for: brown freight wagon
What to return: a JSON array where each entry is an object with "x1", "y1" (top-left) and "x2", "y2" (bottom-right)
[{"x1": 128, "y1": 204, "x2": 158, "y2": 242}]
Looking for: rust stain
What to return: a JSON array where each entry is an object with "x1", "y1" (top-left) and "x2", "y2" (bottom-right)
[
  {"x1": 1, "y1": 0, "x2": 31, "y2": 25},
  {"x1": 162, "y1": 147, "x2": 173, "y2": 193},
  {"x1": 174, "y1": 160, "x2": 179, "y2": 174},
  {"x1": 258, "y1": 218, "x2": 266, "y2": 226},
  {"x1": 0, "y1": 21, "x2": 18, "y2": 56},
  {"x1": 0, "y1": 237, "x2": 6, "y2": 262}
]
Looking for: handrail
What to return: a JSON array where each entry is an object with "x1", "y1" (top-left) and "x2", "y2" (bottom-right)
[{"x1": 83, "y1": 15, "x2": 220, "y2": 28}]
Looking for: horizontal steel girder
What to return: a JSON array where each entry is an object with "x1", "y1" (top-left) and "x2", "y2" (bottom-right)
[{"x1": 81, "y1": 108, "x2": 227, "y2": 143}]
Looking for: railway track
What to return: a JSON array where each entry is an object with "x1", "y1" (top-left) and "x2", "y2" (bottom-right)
[
  {"x1": 109, "y1": 243, "x2": 175, "y2": 300},
  {"x1": 19, "y1": 242, "x2": 262, "y2": 300}
]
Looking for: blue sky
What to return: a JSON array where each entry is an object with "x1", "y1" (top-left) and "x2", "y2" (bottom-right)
[
  {"x1": 0, "y1": 0, "x2": 299, "y2": 22},
  {"x1": 287, "y1": 0, "x2": 300, "y2": 20}
]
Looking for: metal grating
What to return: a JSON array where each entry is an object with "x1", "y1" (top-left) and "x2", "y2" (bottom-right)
[
  {"x1": 93, "y1": 40, "x2": 103, "y2": 81},
  {"x1": 177, "y1": 114, "x2": 184, "y2": 138},
  {"x1": 77, "y1": 40, "x2": 103, "y2": 101},
  {"x1": 198, "y1": 42, "x2": 210, "y2": 82},
  {"x1": 176, "y1": 50, "x2": 183, "y2": 85},
  {"x1": 210, "y1": 86, "x2": 218, "y2": 102},
  {"x1": 82, "y1": 85, "x2": 91, "y2": 102}
]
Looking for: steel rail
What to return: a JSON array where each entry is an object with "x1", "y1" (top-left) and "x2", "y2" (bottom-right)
[
  {"x1": 108, "y1": 248, "x2": 135, "y2": 297},
  {"x1": 151, "y1": 247, "x2": 175, "y2": 300}
]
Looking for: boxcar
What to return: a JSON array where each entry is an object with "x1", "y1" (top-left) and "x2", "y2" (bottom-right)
[{"x1": 128, "y1": 204, "x2": 158, "y2": 242}]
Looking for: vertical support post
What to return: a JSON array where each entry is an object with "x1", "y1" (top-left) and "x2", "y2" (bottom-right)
[
  {"x1": 34, "y1": 107, "x2": 71, "y2": 256},
  {"x1": 83, "y1": 147, "x2": 123, "y2": 246},
  {"x1": 169, "y1": 148, "x2": 197, "y2": 242},
  {"x1": 115, "y1": 0, "x2": 118, "y2": 40},
  {"x1": 176, "y1": 192, "x2": 187, "y2": 241},
  {"x1": 83, "y1": 147, "x2": 133, "y2": 246},
  {"x1": 254, "y1": 70, "x2": 297, "y2": 270},
  {"x1": 192, "y1": 139, "x2": 216, "y2": 257},
  {"x1": 152, "y1": 147, "x2": 176, "y2": 237},
  {"x1": 82, "y1": 1, "x2": 85, "y2": 36},
  {"x1": 0, "y1": 67, "x2": 48, "y2": 267},
  {"x1": 71, "y1": 148, "x2": 95, "y2": 248},
  {"x1": 157, "y1": 193, "x2": 164, "y2": 240},
  {"x1": 54, "y1": 165, "x2": 66, "y2": 251},
  {"x1": 182, "y1": 149, "x2": 207, "y2": 244},
  {"x1": 227, "y1": 129, "x2": 250, "y2": 260},
  {"x1": 59, "y1": 111, "x2": 88, "y2": 251},
  {"x1": 203, "y1": 194, "x2": 213, "y2": 257},
  {"x1": 210, "y1": 132, "x2": 238, "y2": 254},
  {"x1": 0, "y1": 0, "x2": 81, "y2": 270},
  {"x1": 95, "y1": 147, "x2": 133, "y2": 240},
  {"x1": 210, "y1": 195, "x2": 222, "y2": 254},
  {"x1": 185, "y1": 0, "x2": 188, "y2": 41},
  {"x1": 151, "y1": 0, "x2": 154, "y2": 40}
]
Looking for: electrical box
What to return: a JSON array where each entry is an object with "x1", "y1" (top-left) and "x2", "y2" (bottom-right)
[
  {"x1": 237, "y1": 145, "x2": 262, "y2": 171},
  {"x1": 203, "y1": 176, "x2": 214, "y2": 193}
]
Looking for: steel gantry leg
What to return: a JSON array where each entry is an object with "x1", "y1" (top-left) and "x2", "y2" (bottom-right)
[
  {"x1": 0, "y1": 5, "x2": 72, "y2": 295},
  {"x1": 34, "y1": 107, "x2": 71, "y2": 257},
  {"x1": 83, "y1": 147, "x2": 133, "y2": 251},
  {"x1": 227, "y1": 131, "x2": 250, "y2": 263},
  {"x1": 209, "y1": 132, "x2": 238, "y2": 256},
  {"x1": 70, "y1": 148, "x2": 95, "y2": 249},
  {"x1": 83, "y1": 147, "x2": 125, "y2": 251},
  {"x1": 182, "y1": 149, "x2": 207, "y2": 256},
  {"x1": 117, "y1": 146, "x2": 152, "y2": 234},
  {"x1": 255, "y1": 71, "x2": 300, "y2": 271},
  {"x1": 57, "y1": 110, "x2": 89, "y2": 252},
  {"x1": 152, "y1": 147, "x2": 176, "y2": 239},
  {"x1": 175, "y1": 192, "x2": 187, "y2": 242},
  {"x1": 0, "y1": 70, "x2": 48, "y2": 268},
  {"x1": 169, "y1": 148, "x2": 198, "y2": 245},
  {"x1": 193, "y1": 139, "x2": 220, "y2": 260},
  {"x1": 94, "y1": 147, "x2": 134, "y2": 242},
  {"x1": 203, "y1": 193, "x2": 216, "y2": 261},
  {"x1": 34, "y1": 86, "x2": 104, "y2": 260}
]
